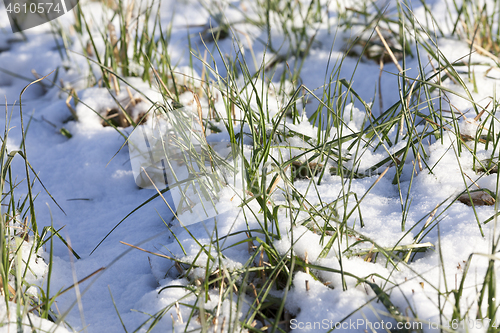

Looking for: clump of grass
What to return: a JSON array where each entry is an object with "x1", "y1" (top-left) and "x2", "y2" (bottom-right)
[{"x1": 110, "y1": 18, "x2": 437, "y2": 333}]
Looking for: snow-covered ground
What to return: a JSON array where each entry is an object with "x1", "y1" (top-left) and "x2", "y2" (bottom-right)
[{"x1": 2, "y1": 0, "x2": 500, "y2": 332}]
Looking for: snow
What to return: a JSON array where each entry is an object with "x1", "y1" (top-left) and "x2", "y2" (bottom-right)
[
  {"x1": 2, "y1": 0, "x2": 500, "y2": 332},
  {"x1": 0, "y1": 300, "x2": 71, "y2": 332}
]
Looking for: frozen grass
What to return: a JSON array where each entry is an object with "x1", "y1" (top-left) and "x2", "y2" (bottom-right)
[
  {"x1": 4, "y1": 0, "x2": 500, "y2": 332},
  {"x1": 0, "y1": 80, "x2": 77, "y2": 331}
]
